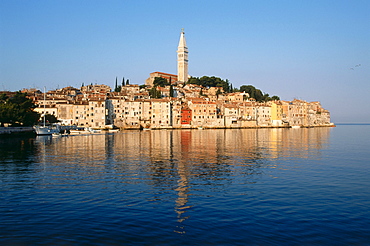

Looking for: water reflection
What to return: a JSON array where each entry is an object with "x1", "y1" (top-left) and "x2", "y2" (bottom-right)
[
  {"x1": 4, "y1": 128, "x2": 331, "y2": 236},
  {"x1": 0, "y1": 135, "x2": 37, "y2": 164}
]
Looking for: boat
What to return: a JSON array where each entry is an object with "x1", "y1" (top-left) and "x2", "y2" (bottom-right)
[
  {"x1": 34, "y1": 125, "x2": 60, "y2": 135},
  {"x1": 108, "y1": 129, "x2": 119, "y2": 132},
  {"x1": 52, "y1": 132, "x2": 62, "y2": 137},
  {"x1": 291, "y1": 125, "x2": 301, "y2": 129},
  {"x1": 69, "y1": 127, "x2": 101, "y2": 135},
  {"x1": 34, "y1": 87, "x2": 60, "y2": 135}
]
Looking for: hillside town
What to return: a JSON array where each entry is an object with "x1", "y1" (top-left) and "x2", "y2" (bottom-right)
[
  {"x1": 19, "y1": 79, "x2": 331, "y2": 130},
  {"x1": 1, "y1": 29, "x2": 332, "y2": 130}
]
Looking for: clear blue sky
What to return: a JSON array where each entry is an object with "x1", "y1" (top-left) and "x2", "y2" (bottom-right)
[{"x1": 1, "y1": 0, "x2": 369, "y2": 123}]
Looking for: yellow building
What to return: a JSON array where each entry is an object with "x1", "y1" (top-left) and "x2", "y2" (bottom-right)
[{"x1": 270, "y1": 101, "x2": 283, "y2": 126}]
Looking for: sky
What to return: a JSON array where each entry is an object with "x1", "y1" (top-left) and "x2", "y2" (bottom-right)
[{"x1": 0, "y1": 0, "x2": 369, "y2": 123}]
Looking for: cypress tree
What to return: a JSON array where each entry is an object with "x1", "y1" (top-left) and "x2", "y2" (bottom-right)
[{"x1": 169, "y1": 85, "x2": 174, "y2": 97}]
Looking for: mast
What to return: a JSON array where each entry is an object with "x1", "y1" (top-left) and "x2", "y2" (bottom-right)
[{"x1": 43, "y1": 86, "x2": 46, "y2": 127}]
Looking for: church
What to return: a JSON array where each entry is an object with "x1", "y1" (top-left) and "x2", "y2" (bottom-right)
[{"x1": 145, "y1": 29, "x2": 189, "y2": 86}]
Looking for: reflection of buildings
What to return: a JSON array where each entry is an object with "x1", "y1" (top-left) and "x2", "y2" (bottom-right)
[{"x1": 35, "y1": 127, "x2": 331, "y2": 233}]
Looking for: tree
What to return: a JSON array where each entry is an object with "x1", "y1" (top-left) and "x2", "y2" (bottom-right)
[
  {"x1": 0, "y1": 93, "x2": 8, "y2": 102},
  {"x1": 126, "y1": 79, "x2": 130, "y2": 85},
  {"x1": 186, "y1": 77, "x2": 200, "y2": 85},
  {"x1": 122, "y1": 77, "x2": 125, "y2": 87},
  {"x1": 0, "y1": 91, "x2": 39, "y2": 126},
  {"x1": 216, "y1": 88, "x2": 222, "y2": 97},
  {"x1": 153, "y1": 77, "x2": 169, "y2": 87},
  {"x1": 114, "y1": 77, "x2": 122, "y2": 92},
  {"x1": 187, "y1": 76, "x2": 231, "y2": 93},
  {"x1": 169, "y1": 85, "x2": 174, "y2": 97},
  {"x1": 44, "y1": 114, "x2": 59, "y2": 124},
  {"x1": 239, "y1": 85, "x2": 264, "y2": 102},
  {"x1": 239, "y1": 85, "x2": 280, "y2": 102},
  {"x1": 263, "y1": 93, "x2": 271, "y2": 102},
  {"x1": 149, "y1": 87, "x2": 161, "y2": 99}
]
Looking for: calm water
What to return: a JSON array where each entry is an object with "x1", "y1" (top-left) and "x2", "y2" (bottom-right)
[{"x1": 1, "y1": 125, "x2": 370, "y2": 245}]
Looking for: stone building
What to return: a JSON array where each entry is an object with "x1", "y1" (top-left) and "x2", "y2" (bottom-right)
[{"x1": 177, "y1": 29, "x2": 189, "y2": 83}]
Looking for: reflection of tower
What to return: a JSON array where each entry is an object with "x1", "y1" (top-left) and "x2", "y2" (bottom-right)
[
  {"x1": 174, "y1": 131, "x2": 192, "y2": 234},
  {"x1": 177, "y1": 28, "x2": 188, "y2": 83}
]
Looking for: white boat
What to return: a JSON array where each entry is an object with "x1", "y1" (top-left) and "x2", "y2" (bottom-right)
[
  {"x1": 34, "y1": 87, "x2": 60, "y2": 135},
  {"x1": 108, "y1": 129, "x2": 119, "y2": 132},
  {"x1": 34, "y1": 125, "x2": 59, "y2": 135},
  {"x1": 69, "y1": 127, "x2": 101, "y2": 135},
  {"x1": 52, "y1": 132, "x2": 62, "y2": 137},
  {"x1": 291, "y1": 125, "x2": 301, "y2": 129}
]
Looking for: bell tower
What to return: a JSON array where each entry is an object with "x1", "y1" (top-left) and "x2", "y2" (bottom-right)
[{"x1": 177, "y1": 28, "x2": 188, "y2": 83}]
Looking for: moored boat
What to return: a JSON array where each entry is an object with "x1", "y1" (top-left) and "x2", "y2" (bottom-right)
[
  {"x1": 34, "y1": 125, "x2": 60, "y2": 135},
  {"x1": 69, "y1": 127, "x2": 101, "y2": 135},
  {"x1": 33, "y1": 87, "x2": 60, "y2": 135}
]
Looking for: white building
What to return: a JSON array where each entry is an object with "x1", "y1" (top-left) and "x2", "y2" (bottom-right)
[{"x1": 177, "y1": 29, "x2": 189, "y2": 83}]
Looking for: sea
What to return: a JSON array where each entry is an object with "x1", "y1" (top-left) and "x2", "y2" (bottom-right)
[{"x1": 1, "y1": 124, "x2": 369, "y2": 245}]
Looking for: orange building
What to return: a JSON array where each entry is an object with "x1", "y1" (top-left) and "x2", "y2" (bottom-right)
[{"x1": 181, "y1": 106, "x2": 192, "y2": 125}]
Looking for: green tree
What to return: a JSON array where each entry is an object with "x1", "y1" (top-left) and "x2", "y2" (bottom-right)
[
  {"x1": 44, "y1": 114, "x2": 59, "y2": 124},
  {"x1": 239, "y1": 85, "x2": 280, "y2": 102},
  {"x1": 126, "y1": 79, "x2": 130, "y2": 85},
  {"x1": 0, "y1": 91, "x2": 40, "y2": 126},
  {"x1": 169, "y1": 85, "x2": 174, "y2": 97},
  {"x1": 263, "y1": 93, "x2": 271, "y2": 102},
  {"x1": 114, "y1": 77, "x2": 122, "y2": 92},
  {"x1": 149, "y1": 87, "x2": 161, "y2": 99},
  {"x1": 186, "y1": 77, "x2": 200, "y2": 85},
  {"x1": 187, "y1": 76, "x2": 231, "y2": 92},
  {"x1": 216, "y1": 88, "x2": 222, "y2": 97},
  {"x1": 239, "y1": 85, "x2": 264, "y2": 102},
  {"x1": 0, "y1": 93, "x2": 8, "y2": 102},
  {"x1": 153, "y1": 77, "x2": 169, "y2": 87}
]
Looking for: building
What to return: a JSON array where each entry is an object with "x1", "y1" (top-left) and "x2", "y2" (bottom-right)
[
  {"x1": 270, "y1": 101, "x2": 284, "y2": 126},
  {"x1": 180, "y1": 105, "x2": 192, "y2": 125},
  {"x1": 151, "y1": 98, "x2": 172, "y2": 128},
  {"x1": 145, "y1": 72, "x2": 178, "y2": 87},
  {"x1": 177, "y1": 28, "x2": 189, "y2": 83},
  {"x1": 145, "y1": 29, "x2": 189, "y2": 86}
]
